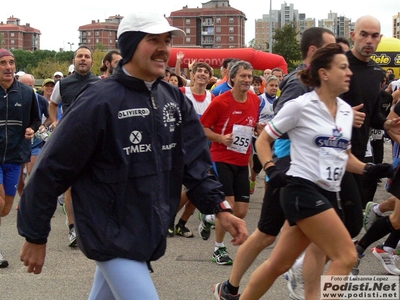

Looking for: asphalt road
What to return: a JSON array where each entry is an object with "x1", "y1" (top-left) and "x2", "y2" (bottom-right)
[{"x1": 0, "y1": 142, "x2": 398, "y2": 300}]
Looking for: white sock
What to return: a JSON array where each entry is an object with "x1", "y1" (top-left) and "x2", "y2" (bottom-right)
[
  {"x1": 373, "y1": 204, "x2": 383, "y2": 216},
  {"x1": 293, "y1": 252, "x2": 305, "y2": 269},
  {"x1": 205, "y1": 214, "x2": 215, "y2": 224},
  {"x1": 215, "y1": 242, "x2": 224, "y2": 252},
  {"x1": 383, "y1": 245, "x2": 395, "y2": 254}
]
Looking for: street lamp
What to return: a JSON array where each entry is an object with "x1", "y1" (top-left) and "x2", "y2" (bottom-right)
[{"x1": 67, "y1": 42, "x2": 74, "y2": 51}]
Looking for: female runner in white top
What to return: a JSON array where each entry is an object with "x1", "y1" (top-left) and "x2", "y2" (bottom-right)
[{"x1": 240, "y1": 43, "x2": 394, "y2": 300}]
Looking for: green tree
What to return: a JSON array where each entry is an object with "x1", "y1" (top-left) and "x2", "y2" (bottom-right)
[
  {"x1": 272, "y1": 23, "x2": 302, "y2": 72},
  {"x1": 8, "y1": 49, "x2": 74, "y2": 78},
  {"x1": 11, "y1": 49, "x2": 38, "y2": 72},
  {"x1": 247, "y1": 38, "x2": 256, "y2": 49},
  {"x1": 95, "y1": 43, "x2": 106, "y2": 51},
  {"x1": 93, "y1": 49, "x2": 107, "y2": 76},
  {"x1": 32, "y1": 58, "x2": 70, "y2": 79},
  {"x1": 10, "y1": 49, "x2": 74, "y2": 75}
]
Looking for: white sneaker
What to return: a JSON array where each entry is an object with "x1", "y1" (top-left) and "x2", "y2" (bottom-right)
[
  {"x1": 285, "y1": 265, "x2": 305, "y2": 300},
  {"x1": 0, "y1": 249, "x2": 9, "y2": 268},
  {"x1": 371, "y1": 245, "x2": 400, "y2": 275},
  {"x1": 68, "y1": 226, "x2": 78, "y2": 247},
  {"x1": 351, "y1": 253, "x2": 364, "y2": 276},
  {"x1": 363, "y1": 201, "x2": 380, "y2": 231}
]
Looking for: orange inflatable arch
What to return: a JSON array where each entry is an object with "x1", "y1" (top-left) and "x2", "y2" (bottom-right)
[{"x1": 169, "y1": 47, "x2": 288, "y2": 73}]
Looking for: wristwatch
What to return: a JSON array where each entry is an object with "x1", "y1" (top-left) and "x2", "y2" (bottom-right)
[{"x1": 213, "y1": 200, "x2": 233, "y2": 215}]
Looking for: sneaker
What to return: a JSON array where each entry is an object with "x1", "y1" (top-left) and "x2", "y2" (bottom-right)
[
  {"x1": 0, "y1": 250, "x2": 9, "y2": 268},
  {"x1": 57, "y1": 193, "x2": 65, "y2": 206},
  {"x1": 285, "y1": 266, "x2": 304, "y2": 300},
  {"x1": 363, "y1": 201, "x2": 380, "y2": 231},
  {"x1": 167, "y1": 226, "x2": 174, "y2": 237},
  {"x1": 175, "y1": 224, "x2": 194, "y2": 238},
  {"x1": 68, "y1": 226, "x2": 78, "y2": 247},
  {"x1": 212, "y1": 247, "x2": 233, "y2": 265},
  {"x1": 351, "y1": 253, "x2": 364, "y2": 276},
  {"x1": 213, "y1": 281, "x2": 240, "y2": 300},
  {"x1": 371, "y1": 245, "x2": 400, "y2": 275},
  {"x1": 198, "y1": 213, "x2": 212, "y2": 240},
  {"x1": 250, "y1": 180, "x2": 256, "y2": 194}
]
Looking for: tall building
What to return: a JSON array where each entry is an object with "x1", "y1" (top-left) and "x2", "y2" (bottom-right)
[
  {"x1": 169, "y1": 0, "x2": 246, "y2": 48},
  {"x1": 78, "y1": 15, "x2": 123, "y2": 51},
  {"x1": 318, "y1": 11, "x2": 353, "y2": 39},
  {"x1": 255, "y1": 3, "x2": 357, "y2": 52},
  {"x1": 255, "y1": 3, "x2": 314, "y2": 50},
  {"x1": 297, "y1": 13, "x2": 315, "y2": 41},
  {"x1": 393, "y1": 12, "x2": 400, "y2": 39},
  {"x1": 279, "y1": 3, "x2": 298, "y2": 27},
  {"x1": 0, "y1": 16, "x2": 41, "y2": 51},
  {"x1": 254, "y1": 12, "x2": 279, "y2": 51}
]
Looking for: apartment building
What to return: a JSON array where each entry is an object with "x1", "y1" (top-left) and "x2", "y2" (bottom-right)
[
  {"x1": 169, "y1": 0, "x2": 246, "y2": 48},
  {"x1": 255, "y1": 3, "x2": 356, "y2": 51},
  {"x1": 0, "y1": 16, "x2": 41, "y2": 51},
  {"x1": 78, "y1": 15, "x2": 123, "y2": 51},
  {"x1": 394, "y1": 12, "x2": 400, "y2": 39}
]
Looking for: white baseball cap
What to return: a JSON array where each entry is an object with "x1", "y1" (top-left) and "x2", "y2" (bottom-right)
[
  {"x1": 117, "y1": 12, "x2": 185, "y2": 39},
  {"x1": 53, "y1": 71, "x2": 63, "y2": 77}
]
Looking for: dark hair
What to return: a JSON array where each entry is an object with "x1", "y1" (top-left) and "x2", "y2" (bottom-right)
[
  {"x1": 388, "y1": 73, "x2": 396, "y2": 82},
  {"x1": 206, "y1": 76, "x2": 218, "y2": 90},
  {"x1": 272, "y1": 67, "x2": 283, "y2": 75},
  {"x1": 169, "y1": 73, "x2": 183, "y2": 87},
  {"x1": 299, "y1": 43, "x2": 344, "y2": 87},
  {"x1": 252, "y1": 76, "x2": 263, "y2": 85},
  {"x1": 222, "y1": 58, "x2": 235, "y2": 69},
  {"x1": 100, "y1": 50, "x2": 121, "y2": 72},
  {"x1": 300, "y1": 27, "x2": 335, "y2": 60},
  {"x1": 193, "y1": 62, "x2": 213, "y2": 76},
  {"x1": 336, "y1": 36, "x2": 350, "y2": 48},
  {"x1": 74, "y1": 45, "x2": 94, "y2": 59}
]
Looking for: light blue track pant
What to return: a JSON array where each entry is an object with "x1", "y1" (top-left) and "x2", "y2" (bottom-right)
[{"x1": 88, "y1": 258, "x2": 159, "y2": 300}]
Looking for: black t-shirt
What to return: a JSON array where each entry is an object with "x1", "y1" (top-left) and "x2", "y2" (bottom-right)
[{"x1": 340, "y1": 51, "x2": 386, "y2": 157}]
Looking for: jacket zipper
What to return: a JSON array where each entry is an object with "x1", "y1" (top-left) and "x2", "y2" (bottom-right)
[{"x1": 150, "y1": 91, "x2": 164, "y2": 230}]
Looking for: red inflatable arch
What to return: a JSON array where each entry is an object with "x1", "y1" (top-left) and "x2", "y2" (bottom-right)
[{"x1": 169, "y1": 48, "x2": 288, "y2": 73}]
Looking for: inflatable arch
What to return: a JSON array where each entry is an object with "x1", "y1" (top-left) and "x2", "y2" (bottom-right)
[
  {"x1": 169, "y1": 47, "x2": 288, "y2": 73},
  {"x1": 372, "y1": 37, "x2": 400, "y2": 78}
]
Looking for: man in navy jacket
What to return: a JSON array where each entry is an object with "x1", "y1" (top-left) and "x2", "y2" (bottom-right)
[{"x1": 17, "y1": 12, "x2": 247, "y2": 299}]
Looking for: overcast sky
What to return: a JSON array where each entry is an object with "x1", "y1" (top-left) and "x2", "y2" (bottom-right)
[{"x1": 1, "y1": 0, "x2": 398, "y2": 51}]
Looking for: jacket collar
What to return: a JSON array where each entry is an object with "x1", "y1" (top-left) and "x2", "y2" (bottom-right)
[{"x1": 112, "y1": 62, "x2": 163, "y2": 93}]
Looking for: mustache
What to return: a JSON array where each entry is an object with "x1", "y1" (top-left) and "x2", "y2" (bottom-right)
[{"x1": 151, "y1": 53, "x2": 169, "y2": 61}]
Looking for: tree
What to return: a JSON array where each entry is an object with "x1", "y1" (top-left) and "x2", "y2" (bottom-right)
[
  {"x1": 272, "y1": 23, "x2": 302, "y2": 72},
  {"x1": 10, "y1": 49, "x2": 74, "y2": 75},
  {"x1": 12, "y1": 49, "x2": 38, "y2": 72},
  {"x1": 93, "y1": 49, "x2": 107, "y2": 76},
  {"x1": 32, "y1": 58, "x2": 70, "y2": 79},
  {"x1": 247, "y1": 38, "x2": 256, "y2": 49},
  {"x1": 95, "y1": 43, "x2": 106, "y2": 51}
]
